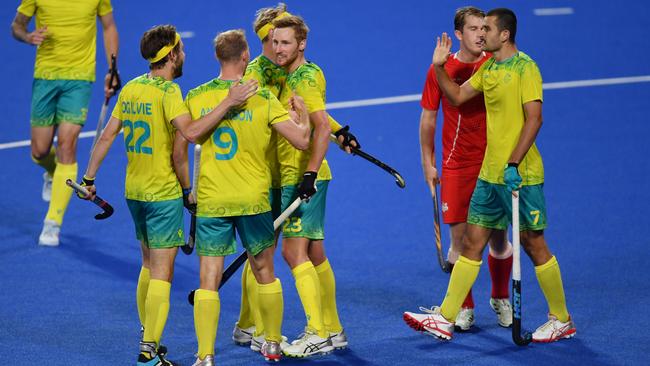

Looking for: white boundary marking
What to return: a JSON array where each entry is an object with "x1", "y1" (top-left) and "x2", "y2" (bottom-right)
[
  {"x1": 534, "y1": 7, "x2": 574, "y2": 16},
  {"x1": 1, "y1": 75, "x2": 649, "y2": 151}
]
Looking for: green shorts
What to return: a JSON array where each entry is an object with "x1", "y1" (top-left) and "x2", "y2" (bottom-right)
[
  {"x1": 281, "y1": 180, "x2": 328, "y2": 240},
  {"x1": 30, "y1": 79, "x2": 92, "y2": 127},
  {"x1": 195, "y1": 212, "x2": 275, "y2": 257},
  {"x1": 467, "y1": 179, "x2": 548, "y2": 231},
  {"x1": 270, "y1": 187, "x2": 282, "y2": 220},
  {"x1": 126, "y1": 198, "x2": 185, "y2": 248}
]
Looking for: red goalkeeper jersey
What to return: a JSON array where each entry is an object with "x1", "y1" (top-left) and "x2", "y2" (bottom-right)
[{"x1": 421, "y1": 52, "x2": 490, "y2": 170}]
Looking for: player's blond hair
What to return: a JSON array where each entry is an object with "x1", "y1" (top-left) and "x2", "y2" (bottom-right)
[
  {"x1": 253, "y1": 3, "x2": 288, "y2": 42},
  {"x1": 273, "y1": 15, "x2": 309, "y2": 43},
  {"x1": 213, "y1": 29, "x2": 248, "y2": 63}
]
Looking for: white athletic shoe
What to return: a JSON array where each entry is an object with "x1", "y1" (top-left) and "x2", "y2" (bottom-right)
[
  {"x1": 403, "y1": 306, "x2": 454, "y2": 340},
  {"x1": 250, "y1": 334, "x2": 289, "y2": 352},
  {"x1": 42, "y1": 172, "x2": 52, "y2": 202},
  {"x1": 232, "y1": 323, "x2": 255, "y2": 345},
  {"x1": 38, "y1": 219, "x2": 60, "y2": 246},
  {"x1": 489, "y1": 298, "x2": 513, "y2": 327},
  {"x1": 329, "y1": 329, "x2": 348, "y2": 349},
  {"x1": 532, "y1": 315, "x2": 576, "y2": 343},
  {"x1": 283, "y1": 330, "x2": 334, "y2": 358},
  {"x1": 455, "y1": 307, "x2": 475, "y2": 331},
  {"x1": 192, "y1": 354, "x2": 214, "y2": 366}
]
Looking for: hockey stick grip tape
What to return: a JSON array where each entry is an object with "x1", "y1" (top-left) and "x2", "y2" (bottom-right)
[
  {"x1": 66, "y1": 179, "x2": 90, "y2": 197},
  {"x1": 191, "y1": 145, "x2": 201, "y2": 196}
]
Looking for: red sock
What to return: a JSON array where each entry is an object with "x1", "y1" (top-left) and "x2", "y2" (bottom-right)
[{"x1": 488, "y1": 253, "x2": 512, "y2": 299}]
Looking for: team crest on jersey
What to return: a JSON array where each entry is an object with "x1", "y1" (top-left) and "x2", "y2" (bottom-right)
[{"x1": 442, "y1": 202, "x2": 449, "y2": 212}]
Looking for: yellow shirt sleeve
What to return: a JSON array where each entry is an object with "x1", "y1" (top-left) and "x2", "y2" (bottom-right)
[
  {"x1": 17, "y1": 0, "x2": 35, "y2": 17},
  {"x1": 98, "y1": 0, "x2": 113, "y2": 17},
  {"x1": 111, "y1": 92, "x2": 123, "y2": 120},
  {"x1": 521, "y1": 62, "x2": 543, "y2": 104},
  {"x1": 295, "y1": 80, "x2": 326, "y2": 113},
  {"x1": 268, "y1": 93, "x2": 289, "y2": 126},
  {"x1": 469, "y1": 61, "x2": 489, "y2": 91},
  {"x1": 163, "y1": 84, "x2": 190, "y2": 123}
]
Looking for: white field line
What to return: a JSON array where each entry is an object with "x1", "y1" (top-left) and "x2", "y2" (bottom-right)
[
  {"x1": 1, "y1": 75, "x2": 649, "y2": 151},
  {"x1": 534, "y1": 7, "x2": 574, "y2": 16}
]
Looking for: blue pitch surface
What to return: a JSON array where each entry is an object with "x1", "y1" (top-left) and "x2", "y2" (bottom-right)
[{"x1": 1, "y1": 0, "x2": 649, "y2": 365}]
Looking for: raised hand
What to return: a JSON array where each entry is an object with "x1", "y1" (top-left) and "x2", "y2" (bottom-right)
[
  {"x1": 289, "y1": 94, "x2": 309, "y2": 126},
  {"x1": 432, "y1": 32, "x2": 452, "y2": 67}
]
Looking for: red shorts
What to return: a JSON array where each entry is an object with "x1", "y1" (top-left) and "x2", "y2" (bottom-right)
[{"x1": 440, "y1": 166, "x2": 481, "y2": 224}]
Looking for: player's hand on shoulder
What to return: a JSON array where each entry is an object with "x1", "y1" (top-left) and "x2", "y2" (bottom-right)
[
  {"x1": 289, "y1": 95, "x2": 309, "y2": 124},
  {"x1": 227, "y1": 79, "x2": 258, "y2": 106},
  {"x1": 432, "y1": 32, "x2": 452, "y2": 67},
  {"x1": 334, "y1": 125, "x2": 360, "y2": 154}
]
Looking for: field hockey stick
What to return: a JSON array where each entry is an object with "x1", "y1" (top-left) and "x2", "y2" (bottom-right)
[
  {"x1": 181, "y1": 145, "x2": 201, "y2": 255},
  {"x1": 66, "y1": 179, "x2": 114, "y2": 220},
  {"x1": 512, "y1": 191, "x2": 532, "y2": 346},
  {"x1": 188, "y1": 197, "x2": 303, "y2": 305},
  {"x1": 330, "y1": 134, "x2": 406, "y2": 188},
  {"x1": 432, "y1": 185, "x2": 451, "y2": 273},
  {"x1": 90, "y1": 55, "x2": 120, "y2": 152}
]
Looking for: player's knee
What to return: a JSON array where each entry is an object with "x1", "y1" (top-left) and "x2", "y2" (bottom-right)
[
  {"x1": 30, "y1": 144, "x2": 51, "y2": 160},
  {"x1": 55, "y1": 139, "x2": 78, "y2": 163}
]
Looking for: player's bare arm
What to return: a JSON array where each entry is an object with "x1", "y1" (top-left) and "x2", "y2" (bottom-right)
[
  {"x1": 273, "y1": 95, "x2": 310, "y2": 150},
  {"x1": 507, "y1": 100, "x2": 543, "y2": 164},
  {"x1": 305, "y1": 109, "x2": 331, "y2": 173},
  {"x1": 432, "y1": 33, "x2": 480, "y2": 106},
  {"x1": 172, "y1": 131, "x2": 191, "y2": 191},
  {"x1": 99, "y1": 12, "x2": 119, "y2": 99},
  {"x1": 172, "y1": 79, "x2": 258, "y2": 143},
  {"x1": 11, "y1": 12, "x2": 47, "y2": 45},
  {"x1": 82, "y1": 116, "x2": 123, "y2": 199},
  {"x1": 419, "y1": 108, "x2": 439, "y2": 193}
]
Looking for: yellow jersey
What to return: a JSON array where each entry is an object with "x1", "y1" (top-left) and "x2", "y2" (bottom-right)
[
  {"x1": 185, "y1": 79, "x2": 289, "y2": 217},
  {"x1": 111, "y1": 74, "x2": 189, "y2": 201},
  {"x1": 277, "y1": 62, "x2": 332, "y2": 185},
  {"x1": 469, "y1": 51, "x2": 544, "y2": 185},
  {"x1": 17, "y1": 0, "x2": 113, "y2": 81}
]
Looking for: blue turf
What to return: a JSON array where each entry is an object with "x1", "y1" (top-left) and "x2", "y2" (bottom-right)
[{"x1": 1, "y1": 1, "x2": 650, "y2": 365}]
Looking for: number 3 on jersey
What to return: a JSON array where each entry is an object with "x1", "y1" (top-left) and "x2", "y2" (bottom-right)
[
  {"x1": 123, "y1": 119, "x2": 152, "y2": 154},
  {"x1": 213, "y1": 127, "x2": 238, "y2": 160}
]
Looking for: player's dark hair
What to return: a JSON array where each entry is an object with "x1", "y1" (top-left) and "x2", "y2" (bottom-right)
[
  {"x1": 140, "y1": 24, "x2": 181, "y2": 70},
  {"x1": 214, "y1": 29, "x2": 249, "y2": 63},
  {"x1": 487, "y1": 8, "x2": 517, "y2": 43},
  {"x1": 454, "y1": 6, "x2": 485, "y2": 32}
]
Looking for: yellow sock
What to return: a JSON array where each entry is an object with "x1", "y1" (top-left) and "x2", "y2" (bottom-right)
[
  {"x1": 247, "y1": 265, "x2": 265, "y2": 336},
  {"x1": 136, "y1": 267, "x2": 150, "y2": 327},
  {"x1": 440, "y1": 256, "x2": 482, "y2": 321},
  {"x1": 142, "y1": 279, "x2": 171, "y2": 349},
  {"x1": 236, "y1": 261, "x2": 255, "y2": 329},
  {"x1": 45, "y1": 162, "x2": 77, "y2": 225},
  {"x1": 535, "y1": 256, "x2": 570, "y2": 322},
  {"x1": 258, "y1": 279, "x2": 283, "y2": 343},
  {"x1": 194, "y1": 289, "x2": 220, "y2": 359},
  {"x1": 32, "y1": 146, "x2": 56, "y2": 176},
  {"x1": 292, "y1": 261, "x2": 326, "y2": 338},
  {"x1": 315, "y1": 259, "x2": 343, "y2": 333}
]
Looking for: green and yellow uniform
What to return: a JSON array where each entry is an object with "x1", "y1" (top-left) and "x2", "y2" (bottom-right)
[
  {"x1": 467, "y1": 51, "x2": 546, "y2": 231},
  {"x1": 111, "y1": 74, "x2": 189, "y2": 247},
  {"x1": 18, "y1": 0, "x2": 113, "y2": 125},
  {"x1": 441, "y1": 52, "x2": 569, "y2": 325},
  {"x1": 276, "y1": 62, "x2": 332, "y2": 240},
  {"x1": 185, "y1": 78, "x2": 289, "y2": 256}
]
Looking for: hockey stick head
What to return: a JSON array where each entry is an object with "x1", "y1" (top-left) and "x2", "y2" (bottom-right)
[
  {"x1": 188, "y1": 289, "x2": 196, "y2": 305},
  {"x1": 93, "y1": 197, "x2": 114, "y2": 220},
  {"x1": 181, "y1": 241, "x2": 194, "y2": 255},
  {"x1": 394, "y1": 172, "x2": 406, "y2": 188}
]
